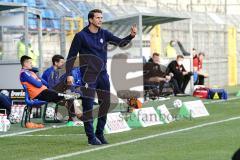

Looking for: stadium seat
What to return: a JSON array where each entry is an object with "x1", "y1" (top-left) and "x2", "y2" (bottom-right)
[
  {"x1": 42, "y1": 19, "x2": 54, "y2": 30},
  {"x1": 53, "y1": 20, "x2": 60, "y2": 30},
  {"x1": 77, "y1": 1, "x2": 92, "y2": 21},
  {"x1": 21, "y1": 84, "x2": 47, "y2": 128},
  {"x1": 42, "y1": 19, "x2": 47, "y2": 30},
  {"x1": 65, "y1": 21, "x2": 70, "y2": 31},
  {"x1": 35, "y1": 0, "x2": 47, "y2": 9},
  {"x1": 28, "y1": 13, "x2": 36, "y2": 18},
  {"x1": 42, "y1": 9, "x2": 55, "y2": 19},
  {"x1": 28, "y1": 18, "x2": 37, "y2": 29},
  {"x1": 46, "y1": 19, "x2": 54, "y2": 30},
  {"x1": 13, "y1": 0, "x2": 24, "y2": 3},
  {"x1": 0, "y1": 0, "x2": 13, "y2": 2},
  {"x1": 24, "y1": 0, "x2": 36, "y2": 7}
]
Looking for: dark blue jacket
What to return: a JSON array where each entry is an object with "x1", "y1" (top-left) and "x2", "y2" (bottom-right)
[
  {"x1": 0, "y1": 93, "x2": 12, "y2": 116},
  {"x1": 41, "y1": 66, "x2": 62, "y2": 89},
  {"x1": 42, "y1": 66, "x2": 54, "y2": 83},
  {"x1": 42, "y1": 66, "x2": 82, "y2": 89},
  {"x1": 66, "y1": 26, "x2": 134, "y2": 76}
]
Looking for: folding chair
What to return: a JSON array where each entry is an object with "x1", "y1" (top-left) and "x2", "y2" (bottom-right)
[
  {"x1": 21, "y1": 85, "x2": 47, "y2": 127},
  {"x1": 144, "y1": 81, "x2": 174, "y2": 100},
  {"x1": 21, "y1": 85, "x2": 60, "y2": 128}
]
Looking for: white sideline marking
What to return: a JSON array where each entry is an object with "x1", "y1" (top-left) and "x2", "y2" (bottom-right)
[
  {"x1": 42, "y1": 116, "x2": 240, "y2": 160},
  {"x1": 16, "y1": 134, "x2": 85, "y2": 137},
  {"x1": 0, "y1": 125, "x2": 66, "y2": 138}
]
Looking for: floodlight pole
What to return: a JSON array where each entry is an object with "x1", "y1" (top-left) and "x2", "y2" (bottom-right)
[
  {"x1": 28, "y1": 8, "x2": 43, "y2": 71},
  {"x1": 38, "y1": 12, "x2": 43, "y2": 72},
  {"x1": 60, "y1": 17, "x2": 66, "y2": 58},
  {"x1": 139, "y1": 14, "x2": 143, "y2": 57},
  {"x1": 224, "y1": 0, "x2": 227, "y2": 15},
  {"x1": 24, "y1": 6, "x2": 28, "y2": 56},
  {"x1": 189, "y1": 18, "x2": 194, "y2": 93}
]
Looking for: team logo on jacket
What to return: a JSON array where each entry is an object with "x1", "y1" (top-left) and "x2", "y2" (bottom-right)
[{"x1": 100, "y1": 38, "x2": 103, "y2": 44}]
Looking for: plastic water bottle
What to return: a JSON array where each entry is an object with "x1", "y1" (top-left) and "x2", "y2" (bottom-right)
[
  {"x1": 3, "y1": 114, "x2": 8, "y2": 132},
  {"x1": 11, "y1": 105, "x2": 16, "y2": 114},
  {"x1": 20, "y1": 105, "x2": 24, "y2": 118},
  {"x1": 0, "y1": 114, "x2": 9, "y2": 132},
  {"x1": 0, "y1": 115, "x2": 3, "y2": 132},
  {"x1": 17, "y1": 105, "x2": 20, "y2": 116}
]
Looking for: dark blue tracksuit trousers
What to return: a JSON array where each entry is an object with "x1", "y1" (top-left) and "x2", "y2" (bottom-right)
[
  {"x1": 81, "y1": 72, "x2": 110, "y2": 140},
  {"x1": 0, "y1": 93, "x2": 12, "y2": 117}
]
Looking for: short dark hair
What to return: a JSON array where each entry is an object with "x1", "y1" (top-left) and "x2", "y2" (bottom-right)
[
  {"x1": 88, "y1": 9, "x2": 102, "y2": 24},
  {"x1": 177, "y1": 55, "x2": 184, "y2": 59},
  {"x1": 20, "y1": 55, "x2": 32, "y2": 66},
  {"x1": 170, "y1": 40, "x2": 175, "y2": 45},
  {"x1": 152, "y1": 52, "x2": 160, "y2": 57},
  {"x1": 198, "y1": 52, "x2": 205, "y2": 56},
  {"x1": 52, "y1": 55, "x2": 64, "y2": 65}
]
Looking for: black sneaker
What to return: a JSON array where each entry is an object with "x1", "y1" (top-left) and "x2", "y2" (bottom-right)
[
  {"x1": 96, "y1": 135, "x2": 109, "y2": 144},
  {"x1": 88, "y1": 137, "x2": 102, "y2": 145}
]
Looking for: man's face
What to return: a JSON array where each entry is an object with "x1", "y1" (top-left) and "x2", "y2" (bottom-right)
[
  {"x1": 170, "y1": 41, "x2": 176, "y2": 47},
  {"x1": 89, "y1": 12, "x2": 103, "y2": 28},
  {"x1": 199, "y1": 54, "x2": 204, "y2": 61},
  {"x1": 24, "y1": 59, "x2": 33, "y2": 69},
  {"x1": 152, "y1": 55, "x2": 160, "y2": 64},
  {"x1": 192, "y1": 49, "x2": 197, "y2": 57},
  {"x1": 55, "y1": 59, "x2": 65, "y2": 69},
  {"x1": 177, "y1": 57, "x2": 184, "y2": 66}
]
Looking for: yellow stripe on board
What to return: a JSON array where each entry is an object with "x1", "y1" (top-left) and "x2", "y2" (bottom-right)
[
  {"x1": 228, "y1": 26, "x2": 238, "y2": 86},
  {"x1": 150, "y1": 24, "x2": 161, "y2": 55}
]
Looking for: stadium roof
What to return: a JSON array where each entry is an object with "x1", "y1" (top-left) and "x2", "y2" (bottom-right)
[
  {"x1": 0, "y1": 2, "x2": 27, "y2": 12},
  {"x1": 104, "y1": 12, "x2": 190, "y2": 26}
]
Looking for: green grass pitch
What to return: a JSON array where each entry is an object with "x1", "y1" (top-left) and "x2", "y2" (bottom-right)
[{"x1": 0, "y1": 86, "x2": 240, "y2": 160}]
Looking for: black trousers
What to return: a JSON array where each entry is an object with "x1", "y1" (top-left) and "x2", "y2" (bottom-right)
[
  {"x1": 35, "y1": 89, "x2": 76, "y2": 118},
  {"x1": 173, "y1": 74, "x2": 191, "y2": 93},
  {"x1": 0, "y1": 93, "x2": 12, "y2": 117},
  {"x1": 35, "y1": 89, "x2": 64, "y2": 103},
  {"x1": 145, "y1": 78, "x2": 180, "y2": 96},
  {"x1": 169, "y1": 78, "x2": 181, "y2": 94},
  {"x1": 194, "y1": 74, "x2": 205, "y2": 85}
]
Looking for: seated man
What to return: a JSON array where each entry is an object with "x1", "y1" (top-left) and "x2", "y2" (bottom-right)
[
  {"x1": 193, "y1": 52, "x2": 208, "y2": 85},
  {"x1": 167, "y1": 55, "x2": 193, "y2": 93},
  {"x1": 0, "y1": 93, "x2": 12, "y2": 119},
  {"x1": 42, "y1": 54, "x2": 65, "y2": 89},
  {"x1": 42, "y1": 55, "x2": 82, "y2": 89},
  {"x1": 42, "y1": 55, "x2": 82, "y2": 120},
  {"x1": 19, "y1": 55, "x2": 77, "y2": 108},
  {"x1": 144, "y1": 53, "x2": 181, "y2": 96}
]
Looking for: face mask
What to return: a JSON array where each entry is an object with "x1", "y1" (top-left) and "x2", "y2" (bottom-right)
[
  {"x1": 171, "y1": 42, "x2": 176, "y2": 47},
  {"x1": 177, "y1": 61, "x2": 183, "y2": 66}
]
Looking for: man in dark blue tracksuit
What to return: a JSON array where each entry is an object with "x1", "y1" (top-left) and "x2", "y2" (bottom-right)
[
  {"x1": 0, "y1": 93, "x2": 12, "y2": 118},
  {"x1": 66, "y1": 9, "x2": 137, "y2": 145}
]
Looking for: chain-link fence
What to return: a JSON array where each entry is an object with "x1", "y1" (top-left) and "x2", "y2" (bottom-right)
[{"x1": 160, "y1": 12, "x2": 239, "y2": 87}]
